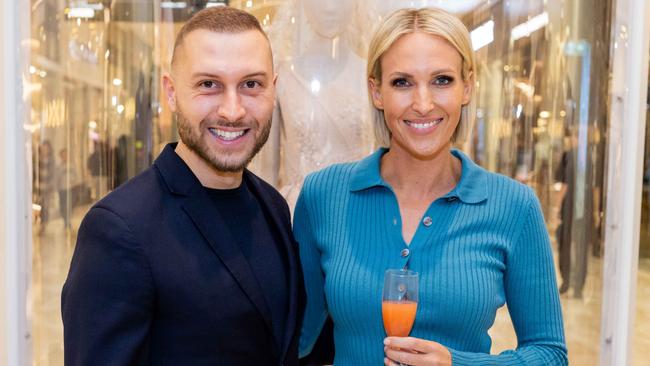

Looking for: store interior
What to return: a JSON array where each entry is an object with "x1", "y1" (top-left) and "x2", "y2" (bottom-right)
[{"x1": 25, "y1": 0, "x2": 650, "y2": 365}]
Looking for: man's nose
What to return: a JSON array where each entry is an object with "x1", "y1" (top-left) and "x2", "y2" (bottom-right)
[{"x1": 218, "y1": 89, "x2": 246, "y2": 122}]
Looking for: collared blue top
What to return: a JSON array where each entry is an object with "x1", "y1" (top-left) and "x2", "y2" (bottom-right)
[{"x1": 294, "y1": 148, "x2": 567, "y2": 365}]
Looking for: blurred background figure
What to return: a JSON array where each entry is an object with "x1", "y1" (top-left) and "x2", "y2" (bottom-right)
[
  {"x1": 555, "y1": 132, "x2": 577, "y2": 296},
  {"x1": 35, "y1": 140, "x2": 55, "y2": 235},
  {"x1": 87, "y1": 139, "x2": 109, "y2": 200},
  {"x1": 57, "y1": 148, "x2": 79, "y2": 230}
]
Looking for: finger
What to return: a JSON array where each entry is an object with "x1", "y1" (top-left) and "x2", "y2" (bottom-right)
[
  {"x1": 384, "y1": 357, "x2": 398, "y2": 366},
  {"x1": 384, "y1": 356, "x2": 404, "y2": 366},
  {"x1": 385, "y1": 336, "x2": 438, "y2": 354},
  {"x1": 385, "y1": 346, "x2": 422, "y2": 366}
]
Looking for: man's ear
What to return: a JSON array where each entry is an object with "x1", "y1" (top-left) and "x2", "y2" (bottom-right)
[
  {"x1": 162, "y1": 73, "x2": 177, "y2": 112},
  {"x1": 368, "y1": 77, "x2": 384, "y2": 110}
]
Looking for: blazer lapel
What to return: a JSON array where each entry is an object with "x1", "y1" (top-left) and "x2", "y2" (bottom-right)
[
  {"x1": 244, "y1": 171, "x2": 301, "y2": 358},
  {"x1": 153, "y1": 144, "x2": 276, "y2": 346},
  {"x1": 181, "y1": 193, "x2": 275, "y2": 339},
  {"x1": 154, "y1": 145, "x2": 291, "y2": 358}
]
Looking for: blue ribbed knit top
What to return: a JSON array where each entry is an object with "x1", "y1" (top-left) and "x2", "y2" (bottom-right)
[{"x1": 294, "y1": 148, "x2": 567, "y2": 365}]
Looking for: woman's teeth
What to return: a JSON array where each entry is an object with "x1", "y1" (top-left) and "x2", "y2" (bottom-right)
[
  {"x1": 209, "y1": 128, "x2": 245, "y2": 141},
  {"x1": 405, "y1": 119, "x2": 443, "y2": 129}
]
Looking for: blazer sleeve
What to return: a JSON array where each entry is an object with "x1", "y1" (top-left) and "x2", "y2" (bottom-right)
[
  {"x1": 293, "y1": 182, "x2": 330, "y2": 360},
  {"x1": 62, "y1": 206, "x2": 154, "y2": 365},
  {"x1": 449, "y1": 190, "x2": 568, "y2": 365}
]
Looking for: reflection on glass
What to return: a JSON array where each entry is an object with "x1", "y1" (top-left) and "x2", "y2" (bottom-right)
[
  {"x1": 635, "y1": 51, "x2": 650, "y2": 366},
  {"x1": 458, "y1": 1, "x2": 611, "y2": 365},
  {"x1": 25, "y1": 0, "x2": 639, "y2": 365},
  {"x1": 27, "y1": 1, "x2": 232, "y2": 364},
  {"x1": 251, "y1": 0, "x2": 374, "y2": 210}
]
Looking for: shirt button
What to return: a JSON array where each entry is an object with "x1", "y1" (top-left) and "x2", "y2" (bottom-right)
[
  {"x1": 422, "y1": 216, "x2": 433, "y2": 227},
  {"x1": 401, "y1": 248, "x2": 410, "y2": 257}
]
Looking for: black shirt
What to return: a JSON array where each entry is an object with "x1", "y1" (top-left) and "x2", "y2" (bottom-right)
[{"x1": 204, "y1": 180, "x2": 289, "y2": 348}]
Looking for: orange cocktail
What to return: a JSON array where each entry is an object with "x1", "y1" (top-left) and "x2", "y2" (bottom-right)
[{"x1": 382, "y1": 300, "x2": 417, "y2": 336}]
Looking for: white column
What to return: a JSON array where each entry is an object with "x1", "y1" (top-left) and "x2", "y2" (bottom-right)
[
  {"x1": 600, "y1": 0, "x2": 650, "y2": 364},
  {"x1": 0, "y1": 0, "x2": 31, "y2": 365}
]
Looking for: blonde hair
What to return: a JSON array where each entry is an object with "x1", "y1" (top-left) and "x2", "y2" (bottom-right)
[{"x1": 366, "y1": 8, "x2": 476, "y2": 147}]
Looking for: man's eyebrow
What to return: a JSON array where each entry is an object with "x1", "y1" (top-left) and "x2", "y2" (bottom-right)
[
  {"x1": 188, "y1": 71, "x2": 270, "y2": 80},
  {"x1": 242, "y1": 72, "x2": 270, "y2": 79},
  {"x1": 189, "y1": 72, "x2": 220, "y2": 80}
]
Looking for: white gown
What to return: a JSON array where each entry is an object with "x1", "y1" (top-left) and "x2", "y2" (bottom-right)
[{"x1": 271, "y1": 56, "x2": 373, "y2": 211}]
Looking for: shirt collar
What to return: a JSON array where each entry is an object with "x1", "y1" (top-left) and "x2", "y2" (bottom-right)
[{"x1": 349, "y1": 148, "x2": 488, "y2": 204}]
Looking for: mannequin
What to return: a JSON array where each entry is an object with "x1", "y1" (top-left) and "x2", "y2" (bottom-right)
[
  {"x1": 374, "y1": 0, "x2": 484, "y2": 16},
  {"x1": 255, "y1": 0, "x2": 373, "y2": 211}
]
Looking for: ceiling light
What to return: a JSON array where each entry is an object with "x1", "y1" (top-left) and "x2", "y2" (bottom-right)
[
  {"x1": 511, "y1": 12, "x2": 549, "y2": 41},
  {"x1": 310, "y1": 79, "x2": 321, "y2": 94},
  {"x1": 67, "y1": 7, "x2": 95, "y2": 18},
  {"x1": 471, "y1": 20, "x2": 494, "y2": 51}
]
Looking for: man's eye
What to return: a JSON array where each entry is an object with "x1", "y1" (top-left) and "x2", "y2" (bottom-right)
[
  {"x1": 200, "y1": 80, "x2": 218, "y2": 88},
  {"x1": 434, "y1": 76, "x2": 454, "y2": 86},
  {"x1": 391, "y1": 78, "x2": 410, "y2": 88},
  {"x1": 243, "y1": 80, "x2": 261, "y2": 89}
]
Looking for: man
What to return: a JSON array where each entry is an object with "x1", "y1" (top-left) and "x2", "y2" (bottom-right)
[{"x1": 62, "y1": 7, "x2": 303, "y2": 365}]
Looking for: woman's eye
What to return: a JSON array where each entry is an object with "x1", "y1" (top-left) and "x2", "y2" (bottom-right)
[
  {"x1": 434, "y1": 76, "x2": 454, "y2": 86},
  {"x1": 391, "y1": 78, "x2": 410, "y2": 88}
]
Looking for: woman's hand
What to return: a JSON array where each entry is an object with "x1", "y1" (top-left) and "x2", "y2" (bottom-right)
[{"x1": 383, "y1": 337, "x2": 452, "y2": 366}]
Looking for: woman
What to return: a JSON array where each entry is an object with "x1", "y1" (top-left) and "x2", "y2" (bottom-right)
[{"x1": 294, "y1": 7, "x2": 567, "y2": 366}]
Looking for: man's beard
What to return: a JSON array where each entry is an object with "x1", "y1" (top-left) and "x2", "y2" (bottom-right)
[{"x1": 176, "y1": 107, "x2": 271, "y2": 173}]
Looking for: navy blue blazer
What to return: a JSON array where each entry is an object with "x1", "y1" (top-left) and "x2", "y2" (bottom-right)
[{"x1": 62, "y1": 143, "x2": 304, "y2": 365}]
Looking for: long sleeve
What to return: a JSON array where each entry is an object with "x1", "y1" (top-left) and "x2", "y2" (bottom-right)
[
  {"x1": 294, "y1": 181, "x2": 329, "y2": 358},
  {"x1": 289, "y1": 151, "x2": 567, "y2": 365},
  {"x1": 62, "y1": 206, "x2": 154, "y2": 365},
  {"x1": 449, "y1": 190, "x2": 568, "y2": 366}
]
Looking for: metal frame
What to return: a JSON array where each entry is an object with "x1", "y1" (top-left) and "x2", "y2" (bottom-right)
[
  {"x1": 601, "y1": 0, "x2": 650, "y2": 364},
  {"x1": 0, "y1": 0, "x2": 31, "y2": 365}
]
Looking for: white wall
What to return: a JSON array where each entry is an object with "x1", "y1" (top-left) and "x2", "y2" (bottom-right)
[{"x1": 0, "y1": 0, "x2": 31, "y2": 364}]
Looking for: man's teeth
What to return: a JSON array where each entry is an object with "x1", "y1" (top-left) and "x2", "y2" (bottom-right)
[
  {"x1": 405, "y1": 119, "x2": 442, "y2": 129},
  {"x1": 210, "y1": 128, "x2": 245, "y2": 141}
]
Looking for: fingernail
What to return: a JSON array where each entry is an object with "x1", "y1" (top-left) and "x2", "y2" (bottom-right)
[{"x1": 384, "y1": 338, "x2": 390, "y2": 345}]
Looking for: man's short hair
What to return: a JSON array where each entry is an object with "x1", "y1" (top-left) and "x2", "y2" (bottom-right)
[{"x1": 171, "y1": 6, "x2": 266, "y2": 67}]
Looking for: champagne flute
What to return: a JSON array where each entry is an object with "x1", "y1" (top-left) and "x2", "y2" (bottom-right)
[{"x1": 382, "y1": 269, "x2": 418, "y2": 337}]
